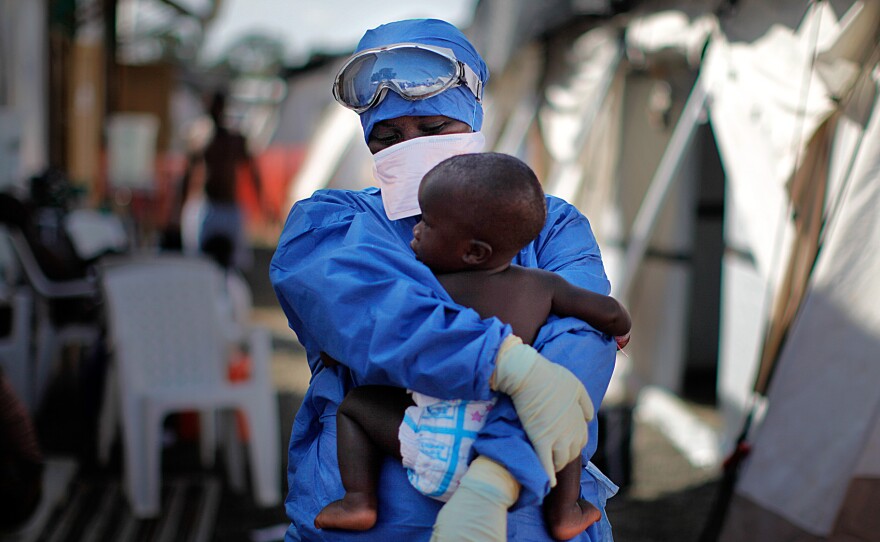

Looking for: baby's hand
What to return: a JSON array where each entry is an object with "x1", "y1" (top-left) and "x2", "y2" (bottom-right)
[{"x1": 615, "y1": 332, "x2": 631, "y2": 351}]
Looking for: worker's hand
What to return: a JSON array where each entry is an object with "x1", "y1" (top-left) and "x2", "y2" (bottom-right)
[
  {"x1": 430, "y1": 456, "x2": 520, "y2": 542},
  {"x1": 491, "y1": 334, "x2": 594, "y2": 486}
]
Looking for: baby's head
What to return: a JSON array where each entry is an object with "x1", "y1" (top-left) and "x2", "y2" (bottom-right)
[{"x1": 411, "y1": 152, "x2": 547, "y2": 273}]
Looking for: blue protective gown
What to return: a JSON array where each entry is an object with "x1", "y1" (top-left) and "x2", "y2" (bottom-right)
[{"x1": 270, "y1": 186, "x2": 618, "y2": 541}]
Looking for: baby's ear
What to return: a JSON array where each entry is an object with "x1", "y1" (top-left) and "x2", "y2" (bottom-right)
[{"x1": 462, "y1": 239, "x2": 492, "y2": 265}]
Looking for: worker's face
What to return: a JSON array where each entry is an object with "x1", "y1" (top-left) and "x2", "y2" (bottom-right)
[
  {"x1": 367, "y1": 115, "x2": 472, "y2": 154},
  {"x1": 410, "y1": 179, "x2": 472, "y2": 274}
]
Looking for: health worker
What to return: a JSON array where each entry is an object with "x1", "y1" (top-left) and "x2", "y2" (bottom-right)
[{"x1": 270, "y1": 18, "x2": 619, "y2": 542}]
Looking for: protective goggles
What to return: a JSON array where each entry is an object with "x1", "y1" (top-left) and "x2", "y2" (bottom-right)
[{"x1": 332, "y1": 43, "x2": 483, "y2": 113}]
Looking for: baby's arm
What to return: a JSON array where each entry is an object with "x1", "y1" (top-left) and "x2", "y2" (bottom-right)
[{"x1": 545, "y1": 270, "x2": 632, "y2": 338}]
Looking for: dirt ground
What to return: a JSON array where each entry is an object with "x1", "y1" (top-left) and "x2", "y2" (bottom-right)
[{"x1": 604, "y1": 420, "x2": 723, "y2": 542}]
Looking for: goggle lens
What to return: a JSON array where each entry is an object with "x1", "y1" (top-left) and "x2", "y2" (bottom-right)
[{"x1": 334, "y1": 45, "x2": 474, "y2": 112}]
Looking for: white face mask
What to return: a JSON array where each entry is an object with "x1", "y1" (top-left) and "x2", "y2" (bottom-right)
[{"x1": 372, "y1": 131, "x2": 486, "y2": 220}]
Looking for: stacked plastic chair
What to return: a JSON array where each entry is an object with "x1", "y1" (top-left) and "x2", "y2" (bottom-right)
[
  {"x1": 0, "y1": 282, "x2": 32, "y2": 406},
  {"x1": 99, "y1": 254, "x2": 280, "y2": 518},
  {"x1": 0, "y1": 192, "x2": 101, "y2": 413}
]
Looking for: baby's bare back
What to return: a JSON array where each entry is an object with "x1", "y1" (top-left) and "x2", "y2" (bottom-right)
[{"x1": 436, "y1": 266, "x2": 557, "y2": 345}]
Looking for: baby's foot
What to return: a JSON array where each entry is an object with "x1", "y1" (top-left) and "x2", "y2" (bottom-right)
[
  {"x1": 314, "y1": 492, "x2": 378, "y2": 531},
  {"x1": 546, "y1": 499, "x2": 603, "y2": 541}
]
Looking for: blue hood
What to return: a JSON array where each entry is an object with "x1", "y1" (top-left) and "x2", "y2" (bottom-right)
[{"x1": 355, "y1": 18, "x2": 489, "y2": 142}]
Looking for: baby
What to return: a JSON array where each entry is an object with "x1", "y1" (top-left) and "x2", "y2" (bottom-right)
[{"x1": 316, "y1": 152, "x2": 630, "y2": 540}]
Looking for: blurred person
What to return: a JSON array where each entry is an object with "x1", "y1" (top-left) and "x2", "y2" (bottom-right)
[
  {"x1": 271, "y1": 18, "x2": 619, "y2": 542},
  {"x1": 180, "y1": 90, "x2": 265, "y2": 270}
]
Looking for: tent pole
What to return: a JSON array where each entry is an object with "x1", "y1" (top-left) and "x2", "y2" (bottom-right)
[
  {"x1": 615, "y1": 74, "x2": 708, "y2": 303},
  {"x1": 546, "y1": 47, "x2": 623, "y2": 202}
]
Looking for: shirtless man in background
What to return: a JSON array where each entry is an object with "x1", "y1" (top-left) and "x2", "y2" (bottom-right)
[{"x1": 180, "y1": 90, "x2": 263, "y2": 270}]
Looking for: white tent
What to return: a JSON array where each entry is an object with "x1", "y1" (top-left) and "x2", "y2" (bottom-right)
[
  {"x1": 711, "y1": 1, "x2": 880, "y2": 537},
  {"x1": 475, "y1": 0, "x2": 880, "y2": 537}
]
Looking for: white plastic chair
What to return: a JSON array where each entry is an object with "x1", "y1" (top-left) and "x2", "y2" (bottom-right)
[
  {"x1": 0, "y1": 224, "x2": 100, "y2": 412},
  {"x1": 0, "y1": 230, "x2": 33, "y2": 403},
  {"x1": 0, "y1": 284, "x2": 32, "y2": 405},
  {"x1": 99, "y1": 254, "x2": 280, "y2": 518},
  {"x1": 62, "y1": 208, "x2": 129, "y2": 261}
]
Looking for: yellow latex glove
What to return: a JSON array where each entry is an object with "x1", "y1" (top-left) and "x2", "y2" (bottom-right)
[
  {"x1": 430, "y1": 456, "x2": 520, "y2": 542},
  {"x1": 490, "y1": 334, "x2": 594, "y2": 486}
]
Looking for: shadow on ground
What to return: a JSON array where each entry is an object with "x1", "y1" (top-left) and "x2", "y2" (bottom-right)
[{"x1": 607, "y1": 480, "x2": 722, "y2": 542}]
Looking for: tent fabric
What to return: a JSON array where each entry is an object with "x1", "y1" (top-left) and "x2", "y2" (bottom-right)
[
  {"x1": 854, "y1": 404, "x2": 880, "y2": 476},
  {"x1": 623, "y1": 9, "x2": 714, "y2": 66},
  {"x1": 755, "y1": 114, "x2": 835, "y2": 394},
  {"x1": 619, "y1": 2, "x2": 880, "y2": 537},
  {"x1": 702, "y1": 20, "x2": 835, "y2": 280},
  {"x1": 539, "y1": 26, "x2": 623, "y2": 227},
  {"x1": 736, "y1": 62, "x2": 880, "y2": 535},
  {"x1": 701, "y1": 0, "x2": 847, "y2": 477},
  {"x1": 624, "y1": 7, "x2": 843, "y2": 448},
  {"x1": 541, "y1": 27, "x2": 621, "y2": 164},
  {"x1": 619, "y1": 2, "x2": 841, "y2": 448}
]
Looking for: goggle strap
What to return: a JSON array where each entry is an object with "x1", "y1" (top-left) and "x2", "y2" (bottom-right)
[{"x1": 461, "y1": 64, "x2": 483, "y2": 102}]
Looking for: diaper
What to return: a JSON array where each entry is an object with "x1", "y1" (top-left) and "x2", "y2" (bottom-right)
[{"x1": 398, "y1": 392, "x2": 496, "y2": 502}]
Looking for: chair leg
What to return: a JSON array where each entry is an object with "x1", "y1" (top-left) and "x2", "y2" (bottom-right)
[
  {"x1": 139, "y1": 403, "x2": 166, "y2": 518},
  {"x1": 33, "y1": 323, "x2": 58, "y2": 411},
  {"x1": 122, "y1": 402, "x2": 161, "y2": 518},
  {"x1": 240, "y1": 326, "x2": 280, "y2": 506},
  {"x1": 241, "y1": 395, "x2": 281, "y2": 507},
  {"x1": 97, "y1": 361, "x2": 118, "y2": 465},
  {"x1": 221, "y1": 409, "x2": 246, "y2": 493},
  {"x1": 0, "y1": 291, "x2": 33, "y2": 412},
  {"x1": 199, "y1": 408, "x2": 216, "y2": 468}
]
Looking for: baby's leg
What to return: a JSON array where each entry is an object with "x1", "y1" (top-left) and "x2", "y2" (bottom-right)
[
  {"x1": 314, "y1": 385, "x2": 413, "y2": 531},
  {"x1": 542, "y1": 459, "x2": 602, "y2": 540}
]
